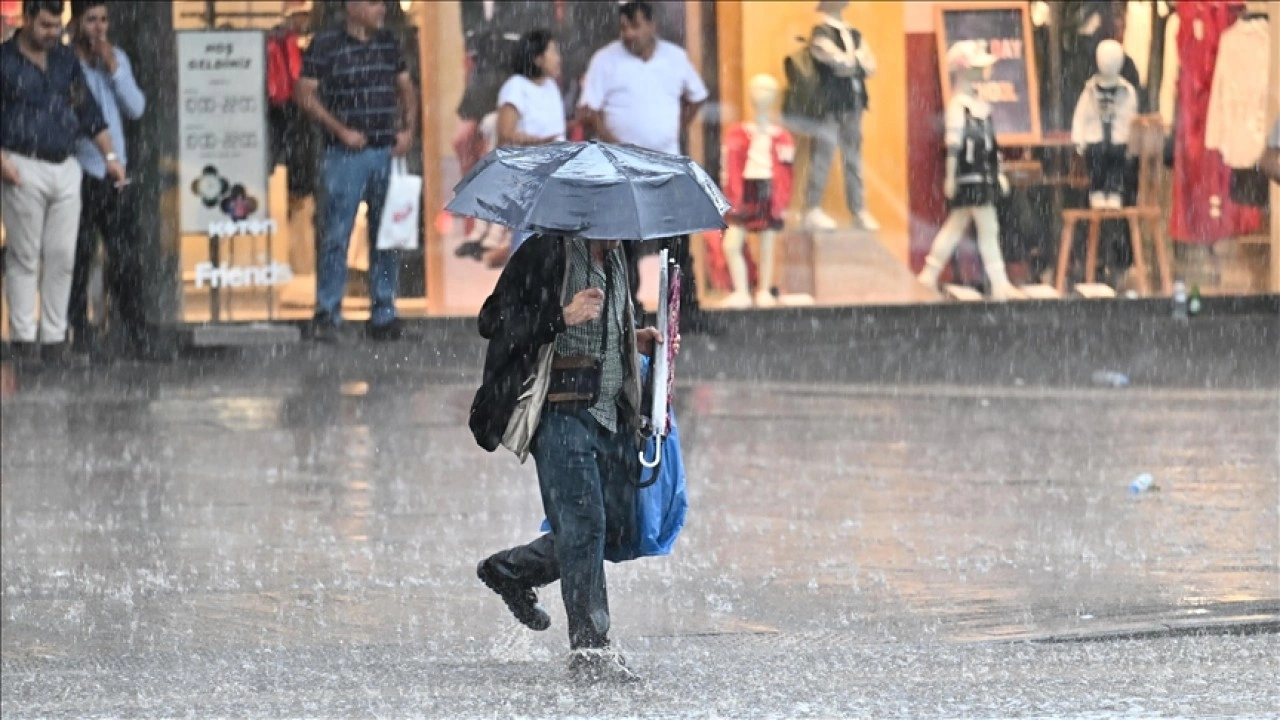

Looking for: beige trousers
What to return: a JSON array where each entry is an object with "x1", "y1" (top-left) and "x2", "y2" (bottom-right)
[{"x1": 1, "y1": 154, "x2": 83, "y2": 342}]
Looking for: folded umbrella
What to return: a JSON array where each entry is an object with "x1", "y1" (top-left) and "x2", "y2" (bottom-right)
[{"x1": 446, "y1": 141, "x2": 730, "y2": 241}]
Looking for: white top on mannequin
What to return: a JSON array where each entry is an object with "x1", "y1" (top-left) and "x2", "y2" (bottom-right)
[
  {"x1": 1071, "y1": 39, "x2": 1138, "y2": 148},
  {"x1": 744, "y1": 74, "x2": 781, "y2": 179}
]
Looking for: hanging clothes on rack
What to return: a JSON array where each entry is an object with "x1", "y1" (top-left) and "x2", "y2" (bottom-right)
[
  {"x1": 1205, "y1": 13, "x2": 1271, "y2": 208},
  {"x1": 1170, "y1": 0, "x2": 1262, "y2": 244}
]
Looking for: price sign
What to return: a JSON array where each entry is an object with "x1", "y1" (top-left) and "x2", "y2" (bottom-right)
[{"x1": 177, "y1": 31, "x2": 269, "y2": 235}]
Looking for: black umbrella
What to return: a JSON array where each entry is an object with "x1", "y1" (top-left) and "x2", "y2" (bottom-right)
[{"x1": 446, "y1": 141, "x2": 730, "y2": 241}]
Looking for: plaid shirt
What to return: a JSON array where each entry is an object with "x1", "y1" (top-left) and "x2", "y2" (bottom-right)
[{"x1": 554, "y1": 238, "x2": 629, "y2": 432}]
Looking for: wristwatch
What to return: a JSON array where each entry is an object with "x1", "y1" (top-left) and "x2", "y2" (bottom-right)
[{"x1": 105, "y1": 152, "x2": 119, "y2": 163}]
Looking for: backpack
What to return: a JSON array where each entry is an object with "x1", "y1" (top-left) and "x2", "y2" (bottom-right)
[
  {"x1": 782, "y1": 42, "x2": 822, "y2": 122},
  {"x1": 266, "y1": 31, "x2": 301, "y2": 107}
]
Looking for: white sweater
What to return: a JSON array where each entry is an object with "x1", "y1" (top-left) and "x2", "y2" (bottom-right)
[
  {"x1": 1205, "y1": 18, "x2": 1271, "y2": 169},
  {"x1": 1071, "y1": 75, "x2": 1139, "y2": 146}
]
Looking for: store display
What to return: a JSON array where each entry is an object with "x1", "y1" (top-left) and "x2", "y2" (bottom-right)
[
  {"x1": 1205, "y1": 9, "x2": 1270, "y2": 208},
  {"x1": 1072, "y1": 40, "x2": 1139, "y2": 209},
  {"x1": 720, "y1": 75, "x2": 795, "y2": 309},
  {"x1": 917, "y1": 41, "x2": 1019, "y2": 301},
  {"x1": 1170, "y1": 0, "x2": 1262, "y2": 244}
]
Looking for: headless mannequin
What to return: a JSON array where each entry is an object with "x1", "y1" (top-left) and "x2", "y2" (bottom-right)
[
  {"x1": 1072, "y1": 39, "x2": 1136, "y2": 209},
  {"x1": 917, "y1": 48, "x2": 1018, "y2": 300},
  {"x1": 722, "y1": 75, "x2": 794, "y2": 308}
]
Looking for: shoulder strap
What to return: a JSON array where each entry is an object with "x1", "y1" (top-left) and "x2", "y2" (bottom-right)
[{"x1": 598, "y1": 252, "x2": 614, "y2": 358}]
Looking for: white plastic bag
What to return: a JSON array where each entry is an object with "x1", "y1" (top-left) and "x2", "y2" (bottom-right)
[{"x1": 376, "y1": 157, "x2": 422, "y2": 251}]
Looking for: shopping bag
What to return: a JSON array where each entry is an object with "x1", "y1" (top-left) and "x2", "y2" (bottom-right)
[
  {"x1": 376, "y1": 157, "x2": 422, "y2": 251},
  {"x1": 539, "y1": 356, "x2": 687, "y2": 562}
]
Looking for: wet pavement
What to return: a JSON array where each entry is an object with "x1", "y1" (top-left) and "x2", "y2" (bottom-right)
[{"x1": 2, "y1": 304, "x2": 1278, "y2": 718}]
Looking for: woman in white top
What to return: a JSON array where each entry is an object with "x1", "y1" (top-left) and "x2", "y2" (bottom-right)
[
  {"x1": 497, "y1": 29, "x2": 566, "y2": 146},
  {"x1": 458, "y1": 29, "x2": 566, "y2": 265}
]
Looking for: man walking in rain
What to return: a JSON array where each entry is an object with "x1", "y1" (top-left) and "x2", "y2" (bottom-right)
[{"x1": 470, "y1": 233, "x2": 664, "y2": 684}]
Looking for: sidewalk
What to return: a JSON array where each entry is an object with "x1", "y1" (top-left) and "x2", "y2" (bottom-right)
[{"x1": 2, "y1": 300, "x2": 1278, "y2": 718}]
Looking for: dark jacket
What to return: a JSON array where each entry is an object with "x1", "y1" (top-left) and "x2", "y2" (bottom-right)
[
  {"x1": 469, "y1": 234, "x2": 645, "y2": 455},
  {"x1": 810, "y1": 23, "x2": 868, "y2": 115},
  {"x1": 469, "y1": 234, "x2": 569, "y2": 452}
]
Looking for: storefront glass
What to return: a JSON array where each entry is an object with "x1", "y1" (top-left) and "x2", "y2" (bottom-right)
[
  {"x1": 1, "y1": 1, "x2": 1276, "y2": 341},
  {"x1": 170, "y1": 0, "x2": 427, "y2": 324}
]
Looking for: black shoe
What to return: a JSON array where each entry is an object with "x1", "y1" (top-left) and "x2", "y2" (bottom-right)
[
  {"x1": 366, "y1": 319, "x2": 403, "y2": 342},
  {"x1": 476, "y1": 559, "x2": 551, "y2": 631},
  {"x1": 8, "y1": 341, "x2": 41, "y2": 368},
  {"x1": 568, "y1": 648, "x2": 642, "y2": 684},
  {"x1": 41, "y1": 341, "x2": 87, "y2": 368},
  {"x1": 310, "y1": 318, "x2": 344, "y2": 344}
]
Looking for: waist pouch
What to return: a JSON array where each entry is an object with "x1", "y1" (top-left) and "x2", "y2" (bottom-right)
[{"x1": 547, "y1": 355, "x2": 602, "y2": 405}]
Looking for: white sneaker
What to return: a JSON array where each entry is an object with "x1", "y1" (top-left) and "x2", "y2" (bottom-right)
[
  {"x1": 854, "y1": 210, "x2": 880, "y2": 231},
  {"x1": 804, "y1": 207, "x2": 837, "y2": 231},
  {"x1": 1088, "y1": 192, "x2": 1107, "y2": 209},
  {"x1": 754, "y1": 290, "x2": 778, "y2": 308},
  {"x1": 720, "y1": 292, "x2": 752, "y2": 309},
  {"x1": 1105, "y1": 193, "x2": 1123, "y2": 209}
]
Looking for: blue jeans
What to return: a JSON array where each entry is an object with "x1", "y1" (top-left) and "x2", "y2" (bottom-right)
[
  {"x1": 316, "y1": 145, "x2": 399, "y2": 327},
  {"x1": 487, "y1": 407, "x2": 637, "y2": 649}
]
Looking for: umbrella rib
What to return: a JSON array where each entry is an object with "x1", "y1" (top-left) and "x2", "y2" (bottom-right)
[{"x1": 600, "y1": 144, "x2": 647, "y2": 240}]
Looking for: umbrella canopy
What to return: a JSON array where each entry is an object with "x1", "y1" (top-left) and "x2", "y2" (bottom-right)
[{"x1": 446, "y1": 141, "x2": 731, "y2": 241}]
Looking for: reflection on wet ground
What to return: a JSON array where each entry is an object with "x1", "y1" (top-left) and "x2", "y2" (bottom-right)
[{"x1": 2, "y1": 309, "x2": 1278, "y2": 717}]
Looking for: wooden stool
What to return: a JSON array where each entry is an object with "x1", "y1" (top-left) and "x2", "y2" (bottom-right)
[{"x1": 1055, "y1": 206, "x2": 1172, "y2": 295}]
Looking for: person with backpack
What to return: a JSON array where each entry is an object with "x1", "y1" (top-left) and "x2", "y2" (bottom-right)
[{"x1": 790, "y1": 0, "x2": 879, "y2": 233}]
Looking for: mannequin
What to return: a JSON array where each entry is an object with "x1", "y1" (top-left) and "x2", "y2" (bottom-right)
[
  {"x1": 721, "y1": 74, "x2": 796, "y2": 308},
  {"x1": 1072, "y1": 39, "x2": 1139, "y2": 209},
  {"x1": 917, "y1": 41, "x2": 1019, "y2": 301},
  {"x1": 802, "y1": 0, "x2": 878, "y2": 232}
]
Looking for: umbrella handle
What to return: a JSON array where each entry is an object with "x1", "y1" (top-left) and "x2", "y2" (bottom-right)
[{"x1": 638, "y1": 435, "x2": 663, "y2": 469}]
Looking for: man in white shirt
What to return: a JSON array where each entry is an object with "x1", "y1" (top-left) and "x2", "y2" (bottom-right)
[{"x1": 578, "y1": 1, "x2": 717, "y2": 332}]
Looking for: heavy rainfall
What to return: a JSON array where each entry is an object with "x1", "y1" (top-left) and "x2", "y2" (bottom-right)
[{"x1": 1, "y1": 1, "x2": 1278, "y2": 719}]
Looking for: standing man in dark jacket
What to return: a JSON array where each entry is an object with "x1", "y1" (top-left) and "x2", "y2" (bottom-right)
[
  {"x1": 66, "y1": 0, "x2": 147, "y2": 359},
  {"x1": 470, "y1": 233, "x2": 663, "y2": 684}
]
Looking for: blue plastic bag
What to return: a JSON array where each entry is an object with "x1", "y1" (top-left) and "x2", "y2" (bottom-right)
[{"x1": 539, "y1": 356, "x2": 687, "y2": 562}]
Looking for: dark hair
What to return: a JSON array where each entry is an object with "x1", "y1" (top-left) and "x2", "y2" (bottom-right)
[
  {"x1": 23, "y1": 0, "x2": 63, "y2": 17},
  {"x1": 511, "y1": 28, "x2": 554, "y2": 79},
  {"x1": 619, "y1": 1, "x2": 653, "y2": 23},
  {"x1": 69, "y1": 0, "x2": 106, "y2": 18}
]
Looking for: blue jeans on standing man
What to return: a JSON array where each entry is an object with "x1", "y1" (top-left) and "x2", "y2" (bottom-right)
[
  {"x1": 486, "y1": 406, "x2": 638, "y2": 649},
  {"x1": 315, "y1": 145, "x2": 399, "y2": 328}
]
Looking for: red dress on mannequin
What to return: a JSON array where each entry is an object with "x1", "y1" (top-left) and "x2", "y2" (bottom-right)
[{"x1": 1170, "y1": 1, "x2": 1261, "y2": 244}]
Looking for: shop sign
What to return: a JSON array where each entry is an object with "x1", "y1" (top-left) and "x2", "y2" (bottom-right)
[
  {"x1": 176, "y1": 31, "x2": 270, "y2": 235},
  {"x1": 194, "y1": 261, "x2": 294, "y2": 289},
  {"x1": 935, "y1": 3, "x2": 1041, "y2": 144}
]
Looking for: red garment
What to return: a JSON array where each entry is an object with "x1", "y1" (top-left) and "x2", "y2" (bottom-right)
[
  {"x1": 722, "y1": 123, "x2": 795, "y2": 230},
  {"x1": 1170, "y1": 1, "x2": 1261, "y2": 244},
  {"x1": 703, "y1": 230, "x2": 759, "y2": 292},
  {"x1": 267, "y1": 29, "x2": 303, "y2": 107}
]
